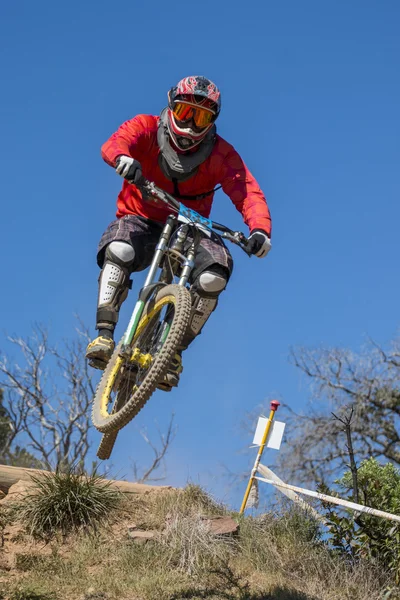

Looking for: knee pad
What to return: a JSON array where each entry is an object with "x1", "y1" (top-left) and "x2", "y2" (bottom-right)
[
  {"x1": 180, "y1": 271, "x2": 227, "y2": 351},
  {"x1": 96, "y1": 242, "x2": 134, "y2": 331},
  {"x1": 180, "y1": 266, "x2": 228, "y2": 348},
  {"x1": 105, "y1": 241, "x2": 135, "y2": 267},
  {"x1": 192, "y1": 266, "x2": 228, "y2": 298}
]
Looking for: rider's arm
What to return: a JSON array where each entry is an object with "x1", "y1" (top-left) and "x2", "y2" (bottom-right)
[
  {"x1": 101, "y1": 115, "x2": 156, "y2": 167},
  {"x1": 219, "y1": 145, "x2": 272, "y2": 237}
]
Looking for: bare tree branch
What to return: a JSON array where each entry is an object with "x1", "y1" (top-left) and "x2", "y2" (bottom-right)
[
  {"x1": 0, "y1": 321, "x2": 96, "y2": 469},
  {"x1": 332, "y1": 408, "x2": 359, "y2": 503},
  {"x1": 131, "y1": 413, "x2": 177, "y2": 483},
  {"x1": 274, "y1": 339, "x2": 400, "y2": 486}
]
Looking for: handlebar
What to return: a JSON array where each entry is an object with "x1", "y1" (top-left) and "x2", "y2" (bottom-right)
[{"x1": 140, "y1": 178, "x2": 252, "y2": 256}]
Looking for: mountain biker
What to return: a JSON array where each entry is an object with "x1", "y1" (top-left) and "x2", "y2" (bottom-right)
[{"x1": 86, "y1": 75, "x2": 272, "y2": 391}]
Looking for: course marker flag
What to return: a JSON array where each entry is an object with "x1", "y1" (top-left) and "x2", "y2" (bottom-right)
[{"x1": 253, "y1": 418, "x2": 285, "y2": 450}]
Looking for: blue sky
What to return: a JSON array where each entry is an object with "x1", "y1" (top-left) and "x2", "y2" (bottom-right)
[{"x1": 1, "y1": 1, "x2": 399, "y2": 508}]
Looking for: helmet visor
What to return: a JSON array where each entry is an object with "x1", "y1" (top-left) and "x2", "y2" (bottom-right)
[{"x1": 173, "y1": 102, "x2": 215, "y2": 128}]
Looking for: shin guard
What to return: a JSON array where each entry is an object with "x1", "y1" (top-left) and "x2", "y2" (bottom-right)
[{"x1": 96, "y1": 241, "x2": 134, "y2": 334}]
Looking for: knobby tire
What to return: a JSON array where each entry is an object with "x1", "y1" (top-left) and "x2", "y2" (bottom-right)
[
  {"x1": 91, "y1": 284, "x2": 191, "y2": 434},
  {"x1": 96, "y1": 431, "x2": 118, "y2": 460},
  {"x1": 96, "y1": 381, "x2": 131, "y2": 459}
]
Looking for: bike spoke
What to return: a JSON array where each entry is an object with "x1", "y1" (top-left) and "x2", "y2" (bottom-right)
[{"x1": 104, "y1": 303, "x2": 175, "y2": 418}]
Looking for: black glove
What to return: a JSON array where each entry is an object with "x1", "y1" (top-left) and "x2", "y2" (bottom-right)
[
  {"x1": 115, "y1": 155, "x2": 143, "y2": 184},
  {"x1": 247, "y1": 229, "x2": 271, "y2": 258}
]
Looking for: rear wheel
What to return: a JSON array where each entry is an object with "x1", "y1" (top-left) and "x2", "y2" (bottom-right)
[{"x1": 91, "y1": 284, "x2": 191, "y2": 434}]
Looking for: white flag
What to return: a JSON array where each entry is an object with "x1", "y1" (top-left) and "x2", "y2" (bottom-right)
[{"x1": 253, "y1": 418, "x2": 286, "y2": 450}]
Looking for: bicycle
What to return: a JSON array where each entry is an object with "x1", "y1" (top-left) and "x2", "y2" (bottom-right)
[{"x1": 91, "y1": 178, "x2": 252, "y2": 459}]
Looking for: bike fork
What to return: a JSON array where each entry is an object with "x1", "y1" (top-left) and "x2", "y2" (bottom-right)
[
  {"x1": 157, "y1": 245, "x2": 195, "y2": 352},
  {"x1": 122, "y1": 217, "x2": 175, "y2": 348},
  {"x1": 178, "y1": 246, "x2": 195, "y2": 287}
]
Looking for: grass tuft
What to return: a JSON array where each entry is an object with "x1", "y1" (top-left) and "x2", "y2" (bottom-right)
[
  {"x1": 9, "y1": 588, "x2": 56, "y2": 600},
  {"x1": 131, "y1": 484, "x2": 226, "y2": 531},
  {"x1": 16, "y1": 467, "x2": 122, "y2": 539},
  {"x1": 161, "y1": 511, "x2": 234, "y2": 575},
  {"x1": 15, "y1": 553, "x2": 47, "y2": 572}
]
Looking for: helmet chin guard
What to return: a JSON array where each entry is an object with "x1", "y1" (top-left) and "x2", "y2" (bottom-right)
[{"x1": 167, "y1": 109, "x2": 213, "y2": 150}]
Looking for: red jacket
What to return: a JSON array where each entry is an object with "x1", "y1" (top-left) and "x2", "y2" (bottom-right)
[{"x1": 101, "y1": 115, "x2": 272, "y2": 236}]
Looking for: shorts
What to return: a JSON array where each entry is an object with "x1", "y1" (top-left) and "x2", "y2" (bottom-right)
[{"x1": 97, "y1": 215, "x2": 234, "y2": 283}]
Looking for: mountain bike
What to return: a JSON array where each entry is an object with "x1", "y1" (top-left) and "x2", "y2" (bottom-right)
[{"x1": 91, "y1": 178, "x2": 251, "y2": 459}]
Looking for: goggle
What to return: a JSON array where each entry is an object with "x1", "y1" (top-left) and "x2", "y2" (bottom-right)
[{"x1": 172, "y1": 101, "x2": 215, "y2": 128}]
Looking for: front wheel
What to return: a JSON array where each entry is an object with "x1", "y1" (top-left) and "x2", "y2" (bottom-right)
[
  {"x1": 96, "y1": 430, "x2": 119, "y2": 460},
  {"x1": 91, "y1": 284, "x2": 191, "y2": 434}
]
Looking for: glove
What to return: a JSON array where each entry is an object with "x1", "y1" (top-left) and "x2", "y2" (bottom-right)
[
  {"x1": 115, "y1": 155, "x2": 143, "y2": 184},
  {"x1": 247, "y1": 229, "x2": 271, "y2": 258}
]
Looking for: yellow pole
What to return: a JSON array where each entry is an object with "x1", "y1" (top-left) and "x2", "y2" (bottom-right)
[{"x1": 239, "y1": 400, "x2": 280, "y2": 514}]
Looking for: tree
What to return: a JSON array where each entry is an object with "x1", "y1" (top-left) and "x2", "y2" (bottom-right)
[
  {"x1": 277, "y1": 338, "x2": 400, "y2": 486},
  {"x1": 323, "y1": 458, "x2": 400, "y2": 584},
  {"x1": 0, "y1": 323, "x2": 95, "y2": 470},
  {"x1": 0, "y1": 389, "x2": 43, "y2": 468}
]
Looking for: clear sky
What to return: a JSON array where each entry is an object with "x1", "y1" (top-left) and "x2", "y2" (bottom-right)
[{"x1": 1, "y1": 1, "x2": 399, "y2": 508}]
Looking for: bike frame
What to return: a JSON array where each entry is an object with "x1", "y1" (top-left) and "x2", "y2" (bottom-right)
[{"x1": 120, "y1": 179, "x2": 250, "y2": 354}]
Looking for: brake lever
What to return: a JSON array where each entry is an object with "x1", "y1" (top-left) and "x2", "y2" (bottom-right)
[
  {"x1": 221, "y1": 232, "x2": 252, "y2": 257},
  {"x1": 140, "y1": 180, "x2": 171, "y2": 207},
  {"x1": 140, "y1": 180, "x2": 156, "y2": 197}
]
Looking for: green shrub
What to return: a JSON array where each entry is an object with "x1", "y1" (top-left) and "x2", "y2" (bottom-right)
[
  {"x1": 16, "y1": 467, "x2": 122, "y2": 539},
  {"x1": 323, "y1": 458, "x2": 400, "y2": 583}
]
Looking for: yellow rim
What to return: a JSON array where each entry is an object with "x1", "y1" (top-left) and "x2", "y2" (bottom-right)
[{"x1": 100, "y1": 295, "x2": 176, "y2": 420}]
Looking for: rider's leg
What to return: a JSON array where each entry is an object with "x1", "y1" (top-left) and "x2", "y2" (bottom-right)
[
  {"x1": 86, "y1": 216, "x2": 162, "y2": 369},
  {"x1": 181, "y1": 265, "x2": 229, "y2": 350},
  {"x1": 157, "y1": 265, "x2": 229, "y2": 391},
  {"x1": 86, "y1": 241, "x2": 135, "y2": 369}
]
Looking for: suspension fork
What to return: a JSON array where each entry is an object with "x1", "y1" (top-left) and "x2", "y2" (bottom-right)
[
  {"x1": 150, "y1": 235, "x2": 196, "y2": 351},
  {"x1": 152, "y1": 243, "x2": 196, "y2": 352},
  {"x1": 121, "y1": 216, "x2": 175, "y2": 349},
  {"x1": 178, "y1": 243, "x2": 195, "y2": 287}
]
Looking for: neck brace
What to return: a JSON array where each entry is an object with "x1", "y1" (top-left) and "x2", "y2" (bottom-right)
[{"x1": 157, "y1": 108, "x2": 216, "y2": 182}]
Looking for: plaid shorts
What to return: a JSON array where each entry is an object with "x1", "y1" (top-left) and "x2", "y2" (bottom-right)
[{"x1": 97, "y1": 215, "x2": 233, "y2": 283}]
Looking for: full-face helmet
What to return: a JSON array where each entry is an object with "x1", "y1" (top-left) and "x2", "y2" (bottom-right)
[{"x1": 167, "y1": 76, "x2": 221, "y2": 150}]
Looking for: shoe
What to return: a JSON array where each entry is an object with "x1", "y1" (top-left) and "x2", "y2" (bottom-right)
[
  {"x1": 157, "y1": 353, "x2": 183, "y2": 392},
  {"x1": 86, "y1": 336, "x2": 115, "y2": 370}
]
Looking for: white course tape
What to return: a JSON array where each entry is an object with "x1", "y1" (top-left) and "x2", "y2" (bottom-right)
[{"x1": 255, "y1": 476, "x2": 400, "y2": 524}]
